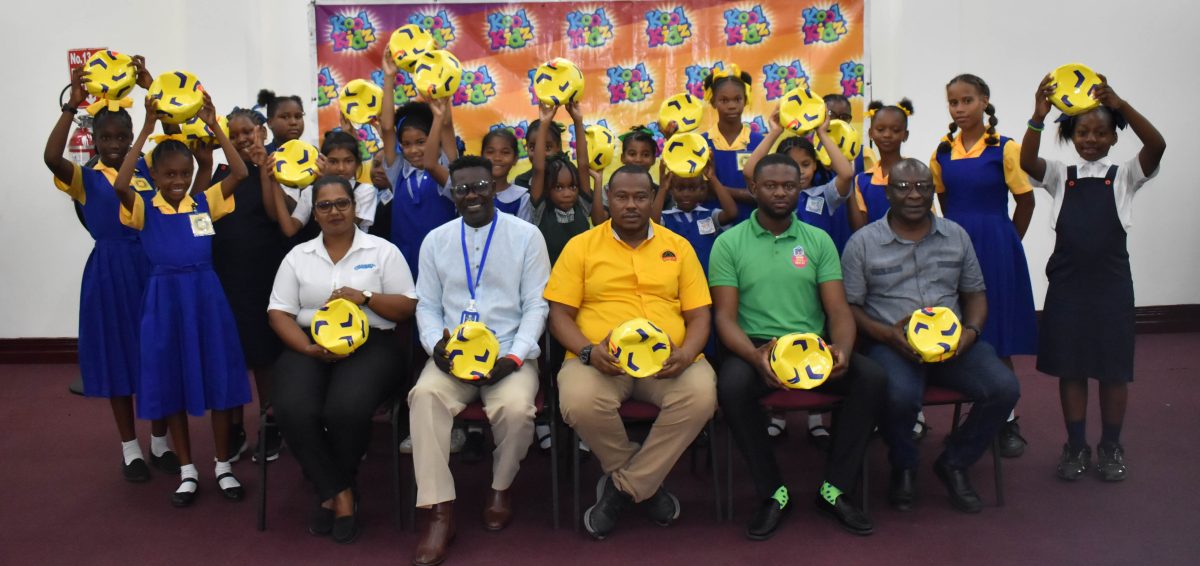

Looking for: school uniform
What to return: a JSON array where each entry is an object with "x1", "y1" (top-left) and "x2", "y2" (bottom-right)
[
  {"x1": 854, "y1": 163, "x2": 891, "y2": 225},
  {"x1": 531, "y1": 195, "x2": 591, "y2": 265},
  {"x1": 794, "y1": 178, "x2": 852, "y2": 249},
  {"x1": 704, "y1": 125, "x2": 763, "y2": 222},
  {"x1": 931, "y1": 136, "x2": 1038, "y2": 357},
  {"x1": 660, "y1": 206, "x2": 723, "y2": 273},
  {"x1": 385, "y1": 153, "x2": 458, "y2": 277},
  {"x1": 494, "y1": 183, "x2": 534, "y2": 223},
  {"x1": 54, "y1": 159, "x2": 155, "y2": 398},
  {"x1": 1033, "y1": 157, "x2": 1157, "y2": 382},
  {"x1": 120, "y1": 185, "x2": 251, "y2": 420}
]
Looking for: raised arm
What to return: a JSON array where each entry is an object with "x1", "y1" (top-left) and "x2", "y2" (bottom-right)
[
  {"x1": 423, "y1": 97, "x2": 453, "y2": 186},
  {"x1": 529, "y1": 104, "x2": 557, "y2": 204},
  {"x1": 813, "y1": 114, "x2": 855, "y2": 198},
  {"x1": 1096, "y1": 75, "x2": 1165, "y2": 176},
  {"x1": 197, "y1": 93, "x2": 247, "y2": 198},
  {"x1": 114, "y1": 98, "x2": 159, "y2": 211},
  {"x1": 190, "y1": 139, "x2": 214, "y2": 196},
  {"x1": 380, "y1": 47, "x2": 399, "y2": 168},
  {"x1": 652, "y1": 171, "x2": 672, "y2": 223},
  {"x1": 565, "y1": 102, "x2": 599, "y2": 225},
  {"x1": 1020, "y1": 75, "x2": 1054, "y2": 183},
  {"x1": 44, "y1": 67, "x2": 87, "y2": 184},
  {"x1": 743, "y1": 104, "x2": 784, "y2": 188}
]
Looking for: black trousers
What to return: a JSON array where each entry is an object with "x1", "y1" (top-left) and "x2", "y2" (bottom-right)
[
  {"x1": 718, "y1": 344, "x2": 886, "y2": 501},
  {"x1": 273, "y1": 329, "x2": 402, "y2": 501}
]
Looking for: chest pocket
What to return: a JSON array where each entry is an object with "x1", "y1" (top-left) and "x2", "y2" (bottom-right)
[{"x1": 869, "y1": 265, "x2": 903, "y2": 276}]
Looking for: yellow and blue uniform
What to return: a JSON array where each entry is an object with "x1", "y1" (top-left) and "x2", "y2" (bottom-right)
[
  {"x1": 854, "y1": 163, "x2": 891, "y2": 224},
  {"x1": 703, "y1": 125, "x2": 763, "y2": 223},
  {"x1": 120, "y1": 185, "x2": 251, "y2": 420},
  {"x1": 54, "y1": 159, "x2": 155, "y2": 398},
  {"x1": 932, "y1": 135, "x2": 1037, "y2": 357}
]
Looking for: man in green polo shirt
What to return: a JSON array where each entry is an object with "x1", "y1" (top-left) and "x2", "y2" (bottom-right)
[{"x1": 710, "y1": 153, "x2": 887, "y2": 540}]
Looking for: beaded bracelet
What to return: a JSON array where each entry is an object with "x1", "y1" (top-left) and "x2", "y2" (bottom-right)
[{"x1": 1027, "y1": 119, "x2": 1044, "y2": 132}]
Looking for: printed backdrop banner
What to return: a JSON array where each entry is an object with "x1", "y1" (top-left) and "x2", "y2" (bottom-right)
[{"x1": 314, "y1": 1, "x2": 865, "y2": 170}]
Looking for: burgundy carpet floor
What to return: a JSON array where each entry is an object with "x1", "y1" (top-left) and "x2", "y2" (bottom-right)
[{"x1": 2, "y1": 333, "x2": 1198, "y2": 565}]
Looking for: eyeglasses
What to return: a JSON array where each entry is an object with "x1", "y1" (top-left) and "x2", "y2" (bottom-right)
[
  {"x1": 888, "y1": 181, "x2": 936, "y2": 196},
  {"x1": 315, "y1": 198, "x2": 353, "y2": 213},
  {"x1": 451, "y1": 180, "x2": 492, "y2": 197}
]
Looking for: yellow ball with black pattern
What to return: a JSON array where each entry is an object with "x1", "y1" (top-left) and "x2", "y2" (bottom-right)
[
  {"x1": 769, "y1": 333, "x2": 833, "y2": 390},
  {"x1": 906, "y1": 306, "x2": 963, "y2": 363},
  {"x1": 82, "y1": 50, "x2": 137, "y2": 101},
  {"x1": 533, "y1": 58, "x2": 585, "y2": 106},
  {"x1": 310, "y1": 298, "x2": 370, "y2": 356},
  {"x1": 273, "y1": 139, "x2": 321, "y2": 188},
  {"x1": 608, "y1": 318, "x2": 672, "y2": 378},
  {"x1": 446, "y1": 321, "x2": 501, "y2": 381}
]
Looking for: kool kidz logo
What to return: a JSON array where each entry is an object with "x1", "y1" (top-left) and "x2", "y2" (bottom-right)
[
  {"x1": 684, "y1": 62, "x2": 722, "y2": 99},
  {"x1": 487, "y1": 9, "x2": 535, "y2": 50},
  {"x1": 566, "y1": 8, "x2": 614, "y2": 49},
  {"x1": 453, "y1": 66, "x2": 498, "y2": 106},
  {"x1": 801, "y1": 4, "x2": 848, "y2": 45},
  {"x1": 407, "y1": 10, "x2": 456, "y2": 48},
  {"x1": 762, "y1": 60, "x2": 810, "y2": 101},
  {"x1": 317, "y1": 67, "x2": 339, "y2": 108},
  {"x1": 723, "y1": 6, "x2": 771, "y2": 46},
  {"x1": 645, "y1": 7, "x2": 692, "y2": 48},
  {"x1": 329, "y1": 10, "x2": 378, "y2": 52},
  {"x1": 489, "y1": 121, "x2": 530, "y2": 159},
  {"x1": 643, "y1": 122, "x2": 667, "y2": 155},
  {"x1": 744, "y1": 115, "x2": 768, "y2": 137},
  {"x1": 370, "y1": 69, "x2": 418, "y2": 106},
  {"x1": 606, "y1": 63, "x2": 655, "y2": 104},
  {"x1": 839, "y1": 60, "x2": 864, "y2": 98},
  {"x1": 347, "y1": 124, "x2": 382, "y2": 161}
]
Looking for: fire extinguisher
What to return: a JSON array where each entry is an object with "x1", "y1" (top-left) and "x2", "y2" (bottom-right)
[{"x1": 60, "y1": 83, "x2": 95, "y2": 165}]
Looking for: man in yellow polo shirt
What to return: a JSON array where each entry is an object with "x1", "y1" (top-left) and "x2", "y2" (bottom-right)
[{"x1": 544, "y1": 165, "x2": 717, "y2": 540}]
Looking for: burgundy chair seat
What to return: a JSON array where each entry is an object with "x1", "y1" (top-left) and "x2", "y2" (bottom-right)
[
  {"x1": 760, "y1": 389, "x2": 843, "y2": 411},
  {"x1": 922, "y1": 385, "x2": 972, "y2": 406},
  {"x1": 617, "y1": 400, "x2": 661, "y2": 420}
]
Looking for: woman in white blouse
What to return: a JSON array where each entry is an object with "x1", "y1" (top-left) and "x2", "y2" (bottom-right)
[{"x1": 267, "y1": 176, "x2": 417, "y2": 544}]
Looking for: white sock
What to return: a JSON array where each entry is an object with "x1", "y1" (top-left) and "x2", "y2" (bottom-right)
[
  {"x1": 122, "y1": 439, "x2": 144, "y2": 465},
  {"x1": 770, "y1": 416, "x2": 787, "y2": 430},
  {"x1": 215, "y1": 461, "x2": 240, "y2": 490},
  {"x1": 1007, "y1": 410, "x2": 1016, "y2": 422},
  {"x1": 807, "y1": 413, "x2": 827, "y2": 433},
  {"x1": 917, "y1": 411, "x2": 927, "y2": 424},
  {"x1": 177, "y1": 464, "x2": 199, "y2": 494},
  {"x1": 150, "y1": 435, "x2": 171, "y2": 458}
]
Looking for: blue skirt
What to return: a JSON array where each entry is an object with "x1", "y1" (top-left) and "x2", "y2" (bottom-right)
[
  {"x1": 78, "y1": 239, "x2": 151, "y2": 398},
  {"x1": 948, "y1": 212, "x2": 1039, "y2": 357},
  {"x1": 136, "y1": 264, "x2": 251, "y2": 420}
]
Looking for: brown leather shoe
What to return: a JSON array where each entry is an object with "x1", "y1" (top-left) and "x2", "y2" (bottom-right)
[
  {"x1": 482, "y1": 489, "x2": 512, "y2": 531},
  {"x1": 413, "y1": 502, "x2": 455, "y2": 566}
]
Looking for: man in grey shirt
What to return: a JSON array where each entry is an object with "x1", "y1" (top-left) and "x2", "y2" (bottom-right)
[{"x1": 841, "y1": 159, "x2": 1019, "y2": 516}]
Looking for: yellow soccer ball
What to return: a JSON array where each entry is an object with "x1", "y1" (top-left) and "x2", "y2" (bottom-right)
[
  {"x1": 446, "y1": 321, "x2": 501, "y2": 381},
  {"x1": 412, "y1": 50, "x2": 463, "y2": 100},
  {"x1": 1049, "y1": 63, "x2": 1102, "y2": 117},
  {"x1": 179, "y1": 115, "x2": 228, "y2": 149},
  {"x1": 770, "y1": 333, "x2": 834, "y2": 390},
  {"x1": 339, "y1": 79, "x2": 384, "y2": 124},
  {"x1": 778, "y1": 86, "x2": 826, "y2": 134},
  {"x1": 533, "y1": 58, "x2": 585, "y2": 105},
  {"x1": 310, "y1": 298, "x2": 370, "y2": 356},
  {"x1": 147, "y1": 71, "x2": 205, "y2": 125},
  {"x1": 906, "y1": 306, "x2": 963, "y2": 363},
  {"x1": 273, "y1": 139, "x2": 321, "y2": 188},
  {"x1": 389, "y1": 24, "x2": 435, "y2": 72},
  {"x1": 658, "y1": 93, "x2": 704, "y2": 133},
  {"x1": 82, "y1": 50, "x2": 137, "y2": 101},
  {"x1": 662, "y1": 132, "x2": 710, "y2": 178},
  {"x1": 815, "y1": 120, "x2": 863, "y2": 167},
  {"x1": 584, "y1": 124, "x2": 616, "y2": 170},
  {"x1": 608, "y1": 318, "x2": 672, "y2": 378}
]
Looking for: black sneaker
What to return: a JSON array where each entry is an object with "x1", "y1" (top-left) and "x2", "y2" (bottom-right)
[
  {"x1": 642, "y1": 486, "x2": 681, "y2": 527},
  {"x1": 150, "y1": 450, "x2": 181, "y2": 474},
  {"x1": 253, "y1": 418, "x2": 284, "y2": 463},
  {"x1": 461, "y1": 429, "x2": 486, "y2": 464},
  {"x1": 225, "y1": 424, "x2": 248, "y2": 463},
  {"x1": 122, "y1": 458, "x2": 151, "y2": 483},
  {"x1": 746, "y1": 487, "x2": 791, "y2": 541},
  {"x1": 997, "y1": 418, "x2": 1027, "y2": 458},
  {"x1": 1056, "y1": 444, "x2": 1091, "y2": 481},
  {"x1": 583, "y1": 475, "x2": 631, "y2": 540},
  {"x1": 1096, "y1": 442, "x2": 1127, "y2": 482}
]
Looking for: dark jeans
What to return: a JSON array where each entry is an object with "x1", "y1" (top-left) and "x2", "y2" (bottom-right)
[
  {"x1": 866, "y1": 340, "x2": 1020, "y2": 471},
  {"x1": 273, "y1": 329, "x2": 402, "y2": 501},
  {"x1": 718, "y1": 343, "x2": 887, "y2": 501}
]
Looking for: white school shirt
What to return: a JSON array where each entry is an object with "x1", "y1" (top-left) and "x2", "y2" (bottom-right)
[
  {"x1": 1032, "y1": 155, "x2": 1158, "y2": 230},
  {"x1": 268, "y1": 228, "x2": 416, "y2": 329},
  {"x1": 290, "y1": 179, "x2": 379, "y2": 229},
  {"x1": 495, "y1": 183, "x2": 534, "y2": 223}
]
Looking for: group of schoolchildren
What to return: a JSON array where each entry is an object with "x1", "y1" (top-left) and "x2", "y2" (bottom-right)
[{"x1": 43, "y1": 51, "x2": 1164, "y2": 512}]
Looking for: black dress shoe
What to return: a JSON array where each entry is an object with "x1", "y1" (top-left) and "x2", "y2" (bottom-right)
[
  {"x1": 746, "y1": 490, "x2": 791, "y2": 541},
  {"x1": 888, "y1": 468, "x2": 916, "y2": 512},
  {"x1": 150, "y1": 451, "x2": 181, "y2": 474},
  {"x1": 216, "y1": 473, "x2": 245, "y2": 501},
  {"x1": 332, "y1": 498, "x2": 360, "y2": 544},
  {"x1": 583, "y1": 475, "x2": 631, "y2": 540},
  {"x1": 814, "y1": 495, "x2": 874, "y2": 536},
  {"x1": 934, "y1": 457, "x2": 982, "y2": 514},
  {"x1": 171, "y1": 478, "x2": 198, "y2": 508},
  {"x1": 997, "y1": 418, "x2": 1027, "y2": 458},
  {"x1": 309, "y1": 504, "x2": 335, "y2": 536},
  {"x1": 123, "y1": 458, "x2": 151, "y2": 483}
]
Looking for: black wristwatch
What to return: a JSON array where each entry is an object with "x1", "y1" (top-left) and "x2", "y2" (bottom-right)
[{"x1": 579, "y1": 344, "x2": 594, "y2": 366}]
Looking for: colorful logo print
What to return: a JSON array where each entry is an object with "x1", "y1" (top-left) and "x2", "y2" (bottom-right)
[
  {"x1": 566, "y1": 8, "x2": 614, "y2": 49},
  {"x1": 487, "y1": 9, "x2": 535, "y2": 50},
  {"x1": 317, "y1": 67, "x2": 339, "y2": 108},
  {"x1": 762, "y1": 60, "x2": 811, "y2": 101},
  {"x1": 489, "y1": 121, "x2": 530, "y2": 159},
  {"x1": 370, "y1": 69, "x2": 418, "y2": 107},
  {"x1": 802, "y1": 4, "x2": 848, "y2": 45},
  {"x1": 407, "y1": 10, "x2": 457, "y2": 48},
  {"x1": 454, "y1": 66, "x2": 498, "y2": 106},
  {"x1": 645, "y1": 7, "x2": 693, "y2": 48},
  {"x1": 567, "y1": 119, "x2": 611, "y2": 156},
  {"x1": 723, "y1": 6, "x2": 771, "y2": 46},
  {"x1": 745, "y1": 115, "x2": 769, "y2": 137},
  {"x1": 606, "y1": 63, "x2": 655, "y2": 104},
  {"x1": 347, "y1": 123, "x2": 382, "y2": 161},
  {"x1": 839, "y1": 60, "x2": 864, "y2": 97},
  {"x1": 684, "y1": 62, "x2": 723, "y2": 99},
  {"x1": 329, "y1": 10, "x2": 378, "y2": 52}
]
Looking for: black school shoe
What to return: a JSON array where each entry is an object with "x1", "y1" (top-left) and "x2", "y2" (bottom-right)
[
  {"x1": 171, "y1": 478, "x2": 199, "y2": 508},
  {"x1": 814, "y1": 494, "x2": 874, "y2": 536},
  {"x1": 996, "y1": 418, "x2": 1028, "y2": 458},
  {"x1": 642, "y1": 486, "x2": 681, "y2": 527},
  {"x1": 933, "y1": 457, "x2": 982, "y2": 514},
  {"x1": 746, "y1": 490, "x2": 791, "y2": 541},
  {"x1": 1056, "y1": 444, "x2": 1091, "y2": 481},
  {"x1": 150, "y1": 450, "x2": 181, "y2": 474},
  {"x1": 583, "y1": 475, "x2": 631, "y2": 540},
  {"x1": 1096, "y1": 442, "x2": 1128, "y2": 482},
  {"x1": 217, "y1": 473, "x2": 245, "y2": 501},
  {"x1": 123, "y1": 458, "x2": 151, "y2": 483}
]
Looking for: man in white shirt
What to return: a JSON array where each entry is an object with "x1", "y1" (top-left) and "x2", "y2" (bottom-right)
[{"x1": 410, "y1": 156, "x2": 551, "y2": 566}]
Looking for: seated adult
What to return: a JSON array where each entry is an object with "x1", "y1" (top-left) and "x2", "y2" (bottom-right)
[
  {"x1": 408, "y1": 156, "x2": 550, "y2": 566},
  {"x1": 711, "y1": 153, "x2": 886, "y2": 539},
  {"x1": 545, "y1": 165, "x2": 716, "y2": 540},
  {"x1": 266, "y1": 176, "x2": 417, "y2": 544},
  {"x1": 841, "y1": 158, "x2": 1020, "y2": 514}
]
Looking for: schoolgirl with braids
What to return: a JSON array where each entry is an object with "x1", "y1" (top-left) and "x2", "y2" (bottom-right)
[
  {"x1": 114, "y1": 93, "x2": 252, "y2": 508},
  {"x1": 931, "y1": 74, "x2": 1037, "y2": 455},
  {"x1": 701, "y1": 63, "x2": 762, "y2": 222},
  {"x1": 851, "y1": 98, "x2": 914, "y2": 229}
]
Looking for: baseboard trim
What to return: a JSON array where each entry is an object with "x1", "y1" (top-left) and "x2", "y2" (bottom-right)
[{"x1": 2, "y1": 304, "x2": 1198, "y2": 364}]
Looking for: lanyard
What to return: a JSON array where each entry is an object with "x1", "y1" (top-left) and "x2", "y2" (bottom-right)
[{"x1": 461, "y1": 218, "x2": 497, "y2": 304}]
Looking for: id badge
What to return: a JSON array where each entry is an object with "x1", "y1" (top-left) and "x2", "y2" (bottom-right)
[
  {"x1": 697, "y1": 216, "x2": 716, "y2": 235},
  {"x1": 189, "y1": 212, "x2": 216, "y2": 237},
  {"x1": 805, "y1": 196, "x2": 825, "y2": 215},
  {"x1": 378, "y1": 188, "x2": 394, "y2": 206},
  {"x1": 460, "y1": 300, "x2": 480, "y2": 323}
]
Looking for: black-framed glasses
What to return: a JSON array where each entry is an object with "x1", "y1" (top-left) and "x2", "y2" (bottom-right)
[
  {"x1": 315, "y1": 198, "x2": 353, "y2": 213},
  {"x1": 888, "y1": 181, "x2": 936, "y2": 196},
  {"x1": 451, "y1": 180, "x2": 492, "y2": 197}
]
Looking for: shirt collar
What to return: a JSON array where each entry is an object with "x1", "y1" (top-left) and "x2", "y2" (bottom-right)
[
  {"x1": 662, "y1": 204, "x2": 711, "y2": 215},
  {"x1": 705, "y1": 125, "x2": 750, "y2": 152},
  {"x1": 950, "y1": 136, "x2": 987, "y2": 159},
  {"x1": 150, "y1": 191, "x2": 199, "y2": 215},
  {"x1": 606, "y1": 219, "x2": 654, "y2": 245},
  {"x1": 1075, "y1": 155, "x2": 1114, "y2": 170},
  {"x1": 865, "y1": 163, "x2": 889, "y2": 185},
  {"x1": 878, "y1": 212, "x2": 948, "y2": 244},
  {"x1": 300, "y1": 227, "x2": 376, "y2": 261},
  {"x1": 748, "y1": 209, "x2": 801, "y2": 239}
]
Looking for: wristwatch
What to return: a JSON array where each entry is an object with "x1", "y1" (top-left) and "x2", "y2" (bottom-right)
[
  {"x1": 579, "y1": 344, "x2": 594, "y2": 366},
  {"x1": 362, "y1": 290, "x2": 373, "y2": 306}
]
